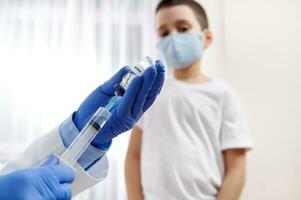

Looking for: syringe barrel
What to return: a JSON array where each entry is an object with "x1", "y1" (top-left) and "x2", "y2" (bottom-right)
[
  {"x1": 59, "y1": 107, "x2": 111, "y2": 167},
  {"x1": 114, "y1": 57, "x2": 155, "y2": 96}
]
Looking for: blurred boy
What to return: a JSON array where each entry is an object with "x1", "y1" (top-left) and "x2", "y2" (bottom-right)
[{"x1": 125, "y1": 0, "x2": 253, "y2": 199}]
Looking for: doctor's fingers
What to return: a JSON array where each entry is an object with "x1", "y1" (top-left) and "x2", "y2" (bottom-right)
[
  {"x1": 116, "y1": 76, "x2": 142, "y2": 115},
  {"x1": 96, "y1": 66, "x2": 131, "y2": 96},
  {"x1": 46, "y1": 165, "x2": 75, "y2": 184},
  {"x1": 131, "y1": 66, "x2": 157, "y2": 117},
  {"x1": 142, "y1": 60, "x2": 165, "y2": 112},
  {"x1": 41, "y1": 155, "x2": 59, "y2": 166},
  {"x1": 56, "y1": 183, "x2": 72, "y2": 200}
]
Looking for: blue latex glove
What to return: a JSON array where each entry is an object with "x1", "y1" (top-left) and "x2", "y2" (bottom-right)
[
  {"x1": 0, "y1": 155, "x2": 75, "y2": 200},
  {"x1": 74, "y1": 60, "x2": 165, "y2": 148}
]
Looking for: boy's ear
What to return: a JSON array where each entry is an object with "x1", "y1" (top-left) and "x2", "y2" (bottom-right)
[{"x1": 203, "y1": 29, "x2": 213, "y2": 49}]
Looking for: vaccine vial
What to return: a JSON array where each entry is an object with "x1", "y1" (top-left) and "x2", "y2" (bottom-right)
[{"x1": 114, "y1": 56, "x2": 155, "y2": 96}]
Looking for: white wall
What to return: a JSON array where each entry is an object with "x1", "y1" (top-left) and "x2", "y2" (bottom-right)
[{"x1": 222, "y1": 0, "x2": 301, "y2": 199}]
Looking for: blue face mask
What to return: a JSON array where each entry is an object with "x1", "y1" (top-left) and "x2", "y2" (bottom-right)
[{"x1": 157, "y1": 33, "x2": 205, "y2": 69}]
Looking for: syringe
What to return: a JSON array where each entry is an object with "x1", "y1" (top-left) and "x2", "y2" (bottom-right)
[{"x1": 59, "y1": 57, "x2": 155, "y2": 168}]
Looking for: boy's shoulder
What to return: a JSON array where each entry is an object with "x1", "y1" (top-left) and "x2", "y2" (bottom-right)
[
  {"x1": 205, "y1": 79, "x2": 233, "y2": 92},
  {"x1": 212, "y1": 79, "x2": 233, "y2": 91},
  {"x1": 164, "y1": 76, "x2": 240, "y2": 101},
  {"x1": 211, "y1": 79, "x2": 241, "y2": 102}
]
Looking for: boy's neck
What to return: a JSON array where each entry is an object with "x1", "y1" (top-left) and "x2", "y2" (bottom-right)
[{"x1": 172, "y1": 59, "x2": 210, "y2": 84}]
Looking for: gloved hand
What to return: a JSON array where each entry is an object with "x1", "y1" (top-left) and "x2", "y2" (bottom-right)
[
  {"x1": 74, "y1": 60, "x2": 165, "y2": 148},
  {"x1": 0, "y1": 155, "x2": 75, "y2": 200}
]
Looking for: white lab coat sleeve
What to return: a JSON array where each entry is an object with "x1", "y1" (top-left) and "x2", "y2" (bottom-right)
[{"x1": 0, "y1": 126, "x2": 109, "y2": 197}]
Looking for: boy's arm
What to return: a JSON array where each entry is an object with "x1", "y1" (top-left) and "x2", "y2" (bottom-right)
[
  {"x1": 217, "y1": 149, "x2": 247, "y2": 200},
  {"x1": 125, "y1": 126, "x2": 144, "y2": 200}
]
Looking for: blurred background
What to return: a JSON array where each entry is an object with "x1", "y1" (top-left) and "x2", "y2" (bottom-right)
[{"x1": 0, "y1": 0, "x2": 300, "y2": 199}]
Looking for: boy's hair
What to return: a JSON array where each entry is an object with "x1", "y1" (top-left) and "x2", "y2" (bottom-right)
[{"x1": 156, "y1": 0, "x2": 209, "y2": 30}]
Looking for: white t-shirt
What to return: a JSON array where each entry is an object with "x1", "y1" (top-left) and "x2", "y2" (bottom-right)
[{"x1": 135, "y1": 76, "x2": 253, "y2": 200}]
